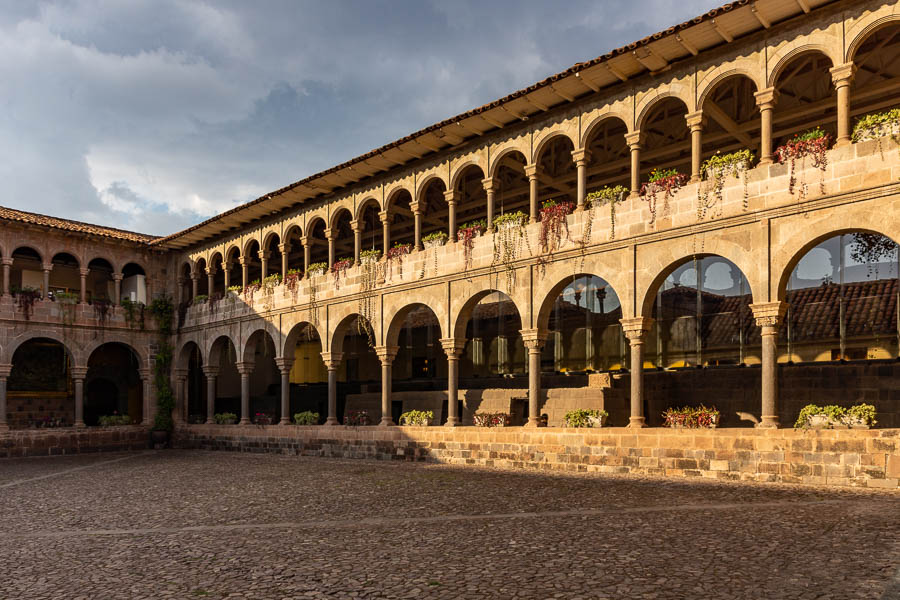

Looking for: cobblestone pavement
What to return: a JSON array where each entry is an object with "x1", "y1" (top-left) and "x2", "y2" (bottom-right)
[{"x1": 1, "y1": 451, "x2": 898, "y2": 599}]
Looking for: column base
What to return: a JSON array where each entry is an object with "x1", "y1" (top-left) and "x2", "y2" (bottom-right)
[
  {"x1": 690, "y1": 174, "x2": 701, "y2": 184},
  {"x1": 205, "y1": 419, "x2": 214, "y2": 425},
  {"x1": 323, "y1": 418, "x2": 341, "y2": 426},
  {"x1": 74, "y1": 421, "x2": 86, "y2": 429},
  {"x1": 444, "y1": 418, "x2": 460, "y2": 427},
  {"x1": 379, "y1": 418, "x2": 395, "y2": 427},
  {"x1": 239, "y1": 418, "x2": 250, "y2": 425},
  {"x1": 574, "y1": 204, "x2": 584, "y2": 213},
  {"x1": 836, "y1": 137, "x2": 851, "y2": 148},
  {"x1": 759, "y1": 157, "x2": 773, "y2": 166},
  {"x1": 627, "y1": 417, "x2": 647, "y2": 428},
  {"x1": 525, "y1": 417, "x2": 543, "y2": 428},
  {"x1": 279, "y1": 417, "x2": 291, "y2": 425},
  {"x1": 757, "y1": 416, "x2": 780, "y2": 429}
]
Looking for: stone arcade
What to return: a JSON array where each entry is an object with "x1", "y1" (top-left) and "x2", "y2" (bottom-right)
[{"x1": 3, "y1": 0, "x2": 900, "y2": 488}]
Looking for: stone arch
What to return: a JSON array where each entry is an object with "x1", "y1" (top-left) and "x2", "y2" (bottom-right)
[
  {"x1": 85, "y1": 254, "x2": 119, "y2": 274},
  {"x1": 449, "y1": 159, "x2": 486, "y2": 191},
  {"x1": 450, "y1": 287, "x2": 526, "y2": 341},
  {"x1": 261, "y1": 230, "x2": 281, "y2": 252},
  {"x1": 767, "y1": 44, "x2": 840, "y2": 88},
  {"x1": 488, "y1": 143, "x2": 530, "y2": 179},
  {"x1": 329, "y1": 310, "x2": 378, "y2": 355},
  {"x1": 354, "y1": 197, "x2": 381, "y2": 223},
  {"x1": 534, "y1": 262, "x2": 631, "y2": 331},
  {"x1": 284, "y1": 221, "x2": 303, "y2": 241},
  {"x1": 384, "y1": 301, "x2": 446, "y2": 347},
  {"x1": 6, "y1": 332, "x2": 77, "y2": 366},
  {"x1": 176, "y1": 338, "x2": 203, "y2": 370},
  {"x1": 385, "y1": 185, "x2": 413, "y2": 210},
  {"x1": 415, "y1": 172, "x2": 449, "y2": 201},
  {"x1": 84, "y1": 337, "x2": 148, "y2": 370},
  {"x1": 846, "y1": 12, "x2": 900, "y2": 62},
  {"x1": 306, "y1": 213, "x2": 327, "y2": 235},
  {"x1": 331, "y1": 206, "x2": 354, "y2": 231},
  {"x1": 697, "y1": 65, "x2": 764, "y2": 110},
  {"x1": 205, "y1": 333, "x2": 238, "y2": 367},
  {"x1": 635, "y1": 89, "x2": 692, "y2": 132},
  {"x1": 282, "y1": 319, "x2": 324, "y2": 358},
  {"x1": 580, "y1": 113, "x2": 631, "y2": 149},
  {"x1": 242, "y1": 236, "x2": 262, "y2": 258},
  {"x1": 239, "y1": 320, "x2": 282, "y2": 362},
  {"x1": 532, "y1": 130, "x2": 577, "y2": 164}
]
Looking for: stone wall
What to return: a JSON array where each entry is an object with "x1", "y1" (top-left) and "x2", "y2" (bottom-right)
[
  {"x1": 0, "y1": 426, "x2": 150, "y2": 458},
  {"x1": 175, "y1": 424, "x2": 900, "y2": 490}
]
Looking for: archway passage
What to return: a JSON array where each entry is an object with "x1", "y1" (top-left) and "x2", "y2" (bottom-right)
[
  {"x1": 284, "y1": 323, "x2": 327, "y2": 423},
  {"x1": 11, "y1": 246, "x2": 43, "y2": 296},
  {"x1": 357, "y1": 201, "x2": 382, "y2": 259},
  {"x1": 208, "y1": 335, "x2": 239, "y2": 421},
  {"x1": 389, "y1": 304, "x2": 450, "y2": 423},
  {"x1": 584, "y1": 118, "x2": 630, "y2": 194},
  {"x1": 307, "y1": 219, "x2": 328, "y2": 268},
  {"x1": 700, "y1": 75, "x2": 760, "y2": 162},
  {"x1": 334, "y1": 315, "x2": 381, "y2": 423},
  {"x1": 536, "y1": 136, "x2": 576, "y2": 206},
  {"x1": 209, "y1": 252, "x2": 224, "y2": 298},
  {"x1": 454, "y1": 165, "x2": 487, "y2": 235},
  {"x1": 86, "y1": 342, "x2": 142, "y2": 426},
  {"x1": 641, "y1": 97, "x2": 691, "y2": 180},
  {"x1": 87, "y1": 257, "x2": 116, "y2": 304},
  {"x1": 121, "y1": 262, "x2": 147, "y2": 303},
  {"x1": 386, "y1": 190, "x2": 415, "y2": 252},
  {"x1": 332, "y1": 208, "x2": 354, "y2": 263},
  {"x1": 773, "y1": 51, "x2": 835, "y2": 144},
  {"x1": 419, "y1": 178, "x2": 449, "y2": 243},
  {"x1": 8, "y1": 338, "x2": 72, "y2": 428},
  {"x1": 194, "y1": 258, "x2": 209, "y2": 297},
  {"x1": 180, "y1": 263, "x2": 193, "y2": 304},
  {"x1": 849, "y1": 23, "x2": 900, "y2": 136},
  {"x1": 263, "y1": 234, "x2": 281, "y2": 280},
  {"x1": 244, "y1": 330, "x2": 280, "y2": 424},
  {"x1": 493, "y1": 151, "x2": 529, "y2": 219},
  {"x1": 544, "y1": 275, "x2": 625, "y2": 373},
  {"x1": 243, "y1": 241, "x2": 262, "y2": 288},
  {"x1": 181, "y1": 342, "x2": 205, "y2": 423},
  {"x1": 48, "y1": 253, "x2": 80, "y2": 300}
]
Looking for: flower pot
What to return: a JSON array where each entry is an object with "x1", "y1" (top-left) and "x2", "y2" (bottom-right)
[
  {"x1": 308, "y1": 268, "x2": 326, "y2": 278},
  {"x1": 588, "y1": 415, "x2": 606, "y2": 428},
  {"x1": 423, "y1": 239, "x2": 445, "y2": 249},
  {"x1": 360, "y1": 255, "x2": 379, "y2": 265},
  {"x1": 846, "y1": 416, "x2": 871, "y2": 430},
  {"x1": 497, "y1": 219, "x2": 522, "y2": 232},
  {"x1": 807, "y1": 414, "x2": 830, "y2": 429}
]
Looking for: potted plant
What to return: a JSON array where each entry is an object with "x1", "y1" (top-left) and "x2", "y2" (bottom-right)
[
  {"x1": 293, "y1": 411, "x2": 319, "y2": 425},
  {"x1": 584, "y1": 184, "x2": 628, "y2": 241},
  {"x1": 385, "y1": 242, "x2": 411, "y2": 279},
  {"x1": 662, "y1": 405, "x2": 719, "y2": 429},
  {"x1": 345, "y1": 409, "x2": 371, "y2": 426},
  {"x1": 359, "y1": 248, "x2": 381, "y2": 265},
  {"x1": 564, "y1": 408, "x2": 608, "y2": 428},
  {"x1": 422, "y1": 230, "x2": 448, "y2": 249},
  {"x1": 98, "y1": 412, "x2": 132, "y2": 426},
  {"x1": 457, "y1": 219, "x2": 486, "y2": 269},
  {"x1": 539, "y1": 200, "x2": 572, "y2": 254},
  {"x1": 852, "y1": 108, "x2": 900, "y2": 155},
  {"x1": 795, "y1": 403, "x2": 876, "y2": 429},
  {"x1": 846, "y1": 404, "x2": 877, "y2": 429},
  {"x1": 243, "y1": 280, "x2": 261, "y2": 302},
  {"x1": 775, "y1": 127, "x2": 832, "y2": 200},
  {"x1": 473, "y1": 412, "x2": 512, "y2": 427},
  {"x1": 640, "y1": 167, "x2": 688, "y2": 225},
  {"x1": 398, "y1": 409, "x2": 434, "y2": 426},
  {"x1": 214, "y1": 412, "x2": 237, "y2": 425},
  {"x1": 698, "y1": 149, "x2": 754, "y2": 218},
  {"x1": 307, "y1": 262, "x2": 328, "y2": 277}
]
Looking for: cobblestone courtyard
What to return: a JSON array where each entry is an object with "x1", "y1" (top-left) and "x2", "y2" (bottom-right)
[{"x1": 1, "y1": 451, "x2": 899, "y2": 599}]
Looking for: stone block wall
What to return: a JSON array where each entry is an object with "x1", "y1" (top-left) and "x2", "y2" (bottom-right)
[
  {"x1": 175, "y1": 424, "x2": 900, "y2": 490},
  {"x1": 0, "y1": 426, "x2": 150, "y2": 458}
]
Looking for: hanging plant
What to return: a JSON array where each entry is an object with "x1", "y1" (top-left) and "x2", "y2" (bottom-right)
[
  {"x1": 492, "y1": 210, "x2": 528, "y2": 289},
  {"x1": 697, "y1": 149, "x2": 755, "y2": 220},
  {"x1": 852, "y1": 108, "x2": 900, "y2": 157},
  {"x1": 360, "y1": 248, "x2": 381, "y2": 264},
  {"x1": 262, "y1": 273, "x2": 281, "y2": 310},
  {"x1": 93, "y1": 298, "x2": 112, "y2": 328},
  {"x1": 640, "y1": 167, "x2": 688, "y2": 225},
  {"x1": 283, "y1": 269, "x2": 301, "y2": 303},
  {"x1": 358, "y1": 250, "x2": 380, "y2": 342},
  {"x1": 208, "y1": 293, "x2": 222, "y2": 318},
  {"x1": 147, "y1": 296, "x2": 175, "y2": 434},
  {"x1": 385, "y1": 242, "x2": 410, "y2": 280},
  {"x1": 243, "y1": 280, "x2": 260, "y2": 303},
  {"x1": 226, "y1": 285, "x2": 241, "y2": 307},
  {"x1": 331, "y1": 257, "x2": 353, "y2": 289},
  {"x1": 539, "y1": 200, "x2": 572, "y2": 254},
  {"x1": 457, "y1": 219, "x2": 485, "y2": 270},
  {"x1": 56, "y1": 291, "x2": 79, "y2": 333},
  {"x1": 422, "y1": 231, "x2": 448, "y2": 279},
  {"x1": 120, "y1": 297, "x2": 146, "y2": 330},
  {"x1": 307, "y1": 262, "x2": 328, "y2": 277},
  {"x1": 13, "y1": 286, "x2": 41, "y2": 321},
  {"x1": 775, "y1": 127, "x2": 832, "y2": 201},
  {"x1": 584, "y1": 185, "x2": 628, "y2": 241}
]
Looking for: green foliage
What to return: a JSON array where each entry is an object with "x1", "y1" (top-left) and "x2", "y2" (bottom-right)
[
  {"x1": 227, "y1": 285, "x2": 242, "y2": 294},
  {"x1": 459, "y1": 219, "x2": 487, "y2": 231},
  {"x1": 648, "y1": 167, "x2": 679, "y2": 183},
  {"x1": 564, "y1": 409, "x2": 608, "y2": 428},
  {"x1": 848, "y1": 403, "x2": 877, "y2": 426},
  {"x1": 492, "y1": 210, "x2": 527, "y2": 228},
  {"x1": 399, "y1": 410, "x2": 433, "y2": 426},
  {"x1": 662, "y1": 405, "x2": 720, "y2": 428},
  {"x1": 360, "y1": 248, "x2": 382, "y2": 260},
  {"x1": 98, "y1": 414, "x2": 132, "y2": 426},
  {"x1": 192, "y1": 294, "x2": 208, "y2": 304},
  {"x1": 795, "y1": 403, "x2": 877, "y2": 428},
  {"x1": 120, "y1": 298, "x2": 145, "y2": 330},
  {"x1": 422, "y1": 231, "x2": 448, "y2": 243},
  {"x1": 852, "y1": 108, "x2": 900, "y2": 141},
  {"x1": 148, "y1": 295, "x2": 176, "y2": 432},
  {"x1": 585, "y1": 185, "x2": 628, "y2": 207},
  {"x1": 55, "y1": 291, "x2": 79, "y2": 303},
  {"x1": 307, "y1": 262, "x2": 328, "y2": 273},
  {"x1": 263, "y1": 273, "x2": 282, "y2": 285},
  {"x1": 293, "y1": 411, "x2": 319, "y2": 425},
  {"x1": 794, "y1": 127, "x2": 827, "y2": 142},
  {"x1": 701, "y1": 149, "x2": 754, "y2": 175},
  {"x1": 214, "y1": 412, "x2": 238, "y2": 424}
]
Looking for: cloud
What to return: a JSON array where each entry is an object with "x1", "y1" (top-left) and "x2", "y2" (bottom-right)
[{"x1": 0, "y1": 0, "x2": 722, "y2": 236}]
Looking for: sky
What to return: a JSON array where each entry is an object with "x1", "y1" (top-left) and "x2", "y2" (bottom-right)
[{"x1": 0, "y1": 0, "x2": 724, "y2": 236}]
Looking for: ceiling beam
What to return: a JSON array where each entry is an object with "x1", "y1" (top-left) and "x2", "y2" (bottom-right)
[
  {"x1": 480, "y1": 113, "x2": 506, "y2": 129},
  {"x1": 575, "y1": 71, "x2": 601, "y2": 92},
  {"x1": 750, "y1": 3, "x2": 771, "y2": 28},
  {"x1": 795, "y1": 0, "x2": 810, "y2": 13},
  {"x1": 548, "y1": 85, "x2": 575, "y2": 102},
  {"x1": 711, "y1": 19, "x2": 733, "y2": 43},
  {"x1": 675, "y1": 34, "x2": 699, "y2": 56},
  {"x1": 606, "y1": 63, "x2": 629, "y2": 82}
]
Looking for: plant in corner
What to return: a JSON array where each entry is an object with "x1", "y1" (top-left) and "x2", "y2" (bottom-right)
[
  {"x1": 775, "y1": 127, "x2": 832, "y2": 201},
  {"x1": 640, "y1": 167, "x2": 688, "y2": 225}
]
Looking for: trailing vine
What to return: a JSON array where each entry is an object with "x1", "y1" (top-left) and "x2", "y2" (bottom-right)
[
  {"x1": 56, "y1": 291, "x2": 78, "y2": 335},
  {"x1": 13, "y1": 287, "x2": 41, "y2": 321},
  {"x1": 584, "y1": 185, "x2": 628, "y2": 241},
  {"x1": 775, "y1": 127, "x2": 832, "y2": 202},
  {"x1": 283, "y1": 269, "x2": 301, "y2": 303},
  {"x1": 852, "y1": 108, "x2": 900, "y2": 158},
  {"x1": 306, "y1": 262, "x2": 327, "y2": 326},
  {"x1": 93, "y1": 298, "x2": 112, "y2": 328},
  {"x1": 457, "y1": 219, "x2": 485, "y2": 271},
  {"x1": 359, "y1": 249, "x2": 380, "y2": 343},
  {"x1": 697, "y1": 149, "x2": 754, "y2": 220},
  {"x1": 148, "y1": 296, "x2": 175, "y2": 432},
  {"x1": 492, "y1": 211, "x2": 528, "y2": 290},
  {"x1": 421, "y1": 231, "x2": 447, "y2": 279},
  {"x1": 262, "y1": 273, "x2": 281, "y2": 310},
  {"x1": 243, "y1": 279, "x2": 260, "y2": 304},
  {"x1": 207, "y1": 293, "x2": 221, "y2": 318},
  {"x1": 385, "y1": 242, "x2": 410, "y2": 280},
  {"x1": 121, "y1": 298, "x2": 145, "y2": 330},
  {"x1": 331, "y1": 257, "x2": 352, "y2": 290},
  {"x1": 539, "y1": 200, "x2": 571, "y2": 255},
  {"x1": 640, "y1": 168, "x2": 688, "y2": 226}
]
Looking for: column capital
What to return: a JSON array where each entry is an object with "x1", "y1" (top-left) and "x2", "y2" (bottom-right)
[
  {"x1": 235, "y1": 361, "x2": 254, "y2": 375},
  {"x1": 205, "y1": 265, "x2": 216, "y2": 276},
  {"x1": 173, "y1": 368, "x2": 188, "y2": 381},
  {"x1": 299, "y1": 235, "x2": 311, "y2": 247},
  {"x1": 324, "y1": 227, "x2": 335, "y2": 241},
  {"x1": 750, "y1": 301, "x2": 788, "y2": 328},
  {"x1": 138, "y1": 367, "x2": 152, "y2": 381},
  {"x1": 258, "y1": 250, "x2": 271, "y2": 261},
  {"x1": 0, "y1": 363, "x2": 12, "y2": 378},
  {"x1": 111, "y1": 272, "x2": 123, "y2": 281},
  {"x1": 685, "y1": 110, "x2": 705, "y2": 131},
  {"x1": 320, "y1": 351, "x2": 343, "y2": 370},
  {"x1": 624, "y1": 130, "x2": 643, "y2": 148},
  {"x1": 70, "y1": 366, "x2": 89, "y2": 379},
  {"x1": 409, "y1": 201, "x2": 424, "y2": 214},
  {"x1": 620, "y1": 316, "x2": 653, "y2": 340},
  {"x1": 829, "y1": 62, "x2": 857, "y2": 87},
  {"x1": 0, "y1": 258, "x2": 12, "y2": 267},
  {"x1": 523, "y1": 164, "x2": 541, "y2": 179},
  {"x1": 570, "y1": 148, "x2": 591, "y2": 165},
  {"x1": 378, "y1": 210, "x2": 392, "y2": 224},
  {"x1": 443, "y1": 189, "x2": 457, "y2": 203},
  {"x1": 481, "y1": 177, "x2": 498, "y2": 191},
  {"x1": 439, "y1": 337, "x2": 466, "y2": 357},
  {"x1": 754, "y1": 86, "x2": 779, "y2": 109},
  {"x1": 274, "y1": 357, "x2": 294, "y2": 373},
  {"x1": 277, "y1": 242, "x2": 292, "y2": 254},
  {"x1": 42, "y1": 263, "x2": 53, "y2": 272},
  {"x1": 374, "y1": 345, "x2": 400, "y2": 364},
  {"x1": 201, "y1": 365, "x2": 219, "y2": 378},
  {"x1": 79, "y1": 267, "x2": 90, "y2": 276},
  {"x1": 519, "y1": 328, "x2": 547, "y2": 350},
  {"x1": 350, "y1": 219, "x2": 363, "y2": 233}
]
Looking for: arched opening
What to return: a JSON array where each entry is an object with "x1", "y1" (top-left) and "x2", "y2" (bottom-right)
[
  {"x1": 307, "y1": 219, "x2": 328, "y2": 268},
  {"x1": 781, "y1": 231, "x2": 899, "y2": 427},
  {"x1": 208, "y1": 336, "x2": 239, "y2": 419},
  {"x1": 334, "y1": 315, "x2": 381, "y2": 423},
  {"x1": 48, "y1": 253, "x2": 80, "y2": 300},
  {"x1": 357, "y1": 200, "x2": 382, "y2": 259},
  {"x1": 11, "y1": 246, "x2": 44, "y2": 296},
  {"x1": 640, "y1": 97, "x2": 691, "y2": 181},
  {"x1": 543, "y1": 275, "x2": 626, "y2": 373},
  {"x1": 194, "y1": 258, "x2": 209, "y2": 298},
  {"x1": 850, "y1": 23, "x2": 900, "y2": 129},
  {"x1": 121, "y1": 262, "x2": 147, "y2": 303},
  {"x1": 87, "y1": 258, "x2": 114, "y2": 303},
  {"x1": 243, "y1": 240, "x2": 262, "y2": 288},
  {"x1": 8, "y1": 338, "x2": 72, "y2": 428},
  {"x1": 180, "y1": 341, "x2": 205, "y2": 423},
  {"x1": 262, "y1": 234, "x2": 281, "y2": 280},
  {"x1": 700, "y1": 75, "x2": 760, "y2": 162},
  {"x1": 180, "y1": 263, "x2": 193, "y2": 304},
  {"x1": 493, "y1": 151, "x2": 529, "y2": 220},
  {"x1": 773, "y1": 51, "x2": 835, "y2": 144},
  {"x1": 454, "y1": 165, "x2": 487, "y2": 235},
  {"x1": 332, "y1": 208, "x2": 354, "y2": 264},
  {"x1": 209, "y1": 253, "x2": 224, "y2": 298},
  {"x1": 643, "y1": 255, "x2": 757, "y2": 427},
  {"x1": 283, "y1": 322, "x2": 326, "y2": 422},
  {"x1": 283, "y1": 226, "x2": 304, "y2": 274},
  {"x1": 584, "y1": 118, "x2": 630, "y2": 195},
  {"x1": 419, "y1": 178, "x2": 449, "y2": 242},
  {"x1": 244, "y1": 329, "x2": 280, "y2": 423},
  {"x1": 386, "y1": 190, "x2": 415, "y2": 252},
  {"x1": 85, "y1": 342, "x2": 142, "y2": 426},
  {"x1": 389, "y1": 304, "x2": 449, "y2": 423},
  {"x1": 224, "y1": 247, "x2": 241, "y2": 291},
  {"x1": 536, "y1": 136, "x2": 576, "y2": 206}
]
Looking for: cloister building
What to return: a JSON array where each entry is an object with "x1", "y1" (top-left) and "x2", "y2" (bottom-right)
[{"x1": 4, "y1": 0, "x2": 900, "y2": 438}]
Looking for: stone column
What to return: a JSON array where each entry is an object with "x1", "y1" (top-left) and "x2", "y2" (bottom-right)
[
  {"x1": 620, "y1": 317, "x2": 653, "y2": 428},
  {"x1": 375, "y1": 346, "x2": 399, "y2": 426},
  {"x1": 139, "y1": 367, "x2": 152, "y2": 425},
  {"x1": 444, "y1": 190, "x2": 457, "y2": 243},
  {"x1": 205, "y1": 267, "x2": 214, "y2": 298},
  {"x1": 379, "y1": 210, "x2": 391, "y2": 256},
  {"x1": 202, "y1": 366, "x2": 218, "y2": 424},
  {"x1": 300, "y1": 236, "x2": 311, "y2": 275},
  {"x1": 520, "y1": 329, "x2": 547, "y2": 427},
  {"x1": 571, "y1": 149, "x2": 591, "y2": 211},
  {"x1": 191, "y1": 273, "x2": 199, "y2": 299},
  {"x1": 173, "y1": 368, "x2": 188, "y2": 424},
  {"x1": 275, "y1": 357, "x2": 294, "y2": 425},
  {"x1": 755, "y1": 87, "x2": 778, "y2": 165},
  {"x1": 240, "y1": 256, "x2": 249, "y2": 288},
  {"x1": 325, "y1": 228, "x2": 336, "y2": 267},
  {"x1": 409, "y1": 201, "x2": 424, "y2": 251},
  {"x1": 830, "y1": 63, "x2": 857, "y2": 147},
  {"x1": 278, "y1": 243, "x2": 290, "y2": 277},
  {"x1": 524, "y1": 164, "x2": 540, "y2": 224},
  {"x1": 320, "y1": 352, "x2": 343, "y2": 425},
  {"x1": 42, "y1": 263, "x2": 52, "y2": 299},
  {"x1": 259, "y1": 250, "x2": 270, "y2": 281},
  {"x1": 2, "y1": 258, "x2": 12, "y2": 297},
  {"x1": 440, "y1": 338, "x2": 465, "y2": 426},
  {"x1": 112, "y1": 273, "x2": 123, "y2": 303},
  {"x1": 182, "y1": 377, "x2": 190, "y2": 423},
  {"x1": 686, "y1": 111, "x2": 704, "y2": 183},
  {"x1": 236, "y1": 362, "x2": 253, "y2": 424},
  {"x1": 625, "y1": 131, "x2": 642, "y2": 198},
  {"x1": 482, "y1": 177, "x2": 497, "y2": 230},
  {"x1": 176, "y1": 277, "x2": 185, "y2": 305},
  {"x1": 222, "y1": 261, "x2": 231, "y2": 290},
  {"x1": 750, "y1": 302, "x2": 788, "y2": 429},
  {"x1": 72, "y1": 367, "x2": 88, "y2": 428},
  {"x1": 0, "y1": 364, "x2": 11, "y2": 431}
]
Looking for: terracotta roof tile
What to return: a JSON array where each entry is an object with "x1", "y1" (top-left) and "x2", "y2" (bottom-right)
[{"x1": 0, "y1": 206, "x2": 157, "y2": 244}]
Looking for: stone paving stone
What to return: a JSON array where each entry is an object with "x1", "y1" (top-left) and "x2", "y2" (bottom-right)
[{"x1": 0, "y1": 450, "x2": 897, "y2": 599}]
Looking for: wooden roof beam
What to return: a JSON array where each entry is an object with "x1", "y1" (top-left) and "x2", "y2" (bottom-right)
[
  {"x1": 795, "y1": 0, "x2": 811, "y2": 13},
  {"x1": 675, "y1": 34, "x2": 699, "y2": 56},
  {"x1": 523, "y1": 96, "x2": 549, "y2": 112},
  {"x1": 750, "y1": 3, "x2": 771, "y2": 28},
  {"x1": 711, "y1": 19, "x2": 733, "y2": 43},
  {"x1": 575, "y1": 71, "x2": 601, "y2": 92},
  {"x1": 548, "y1": 85, "x2": 575, "y2": 102}
]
